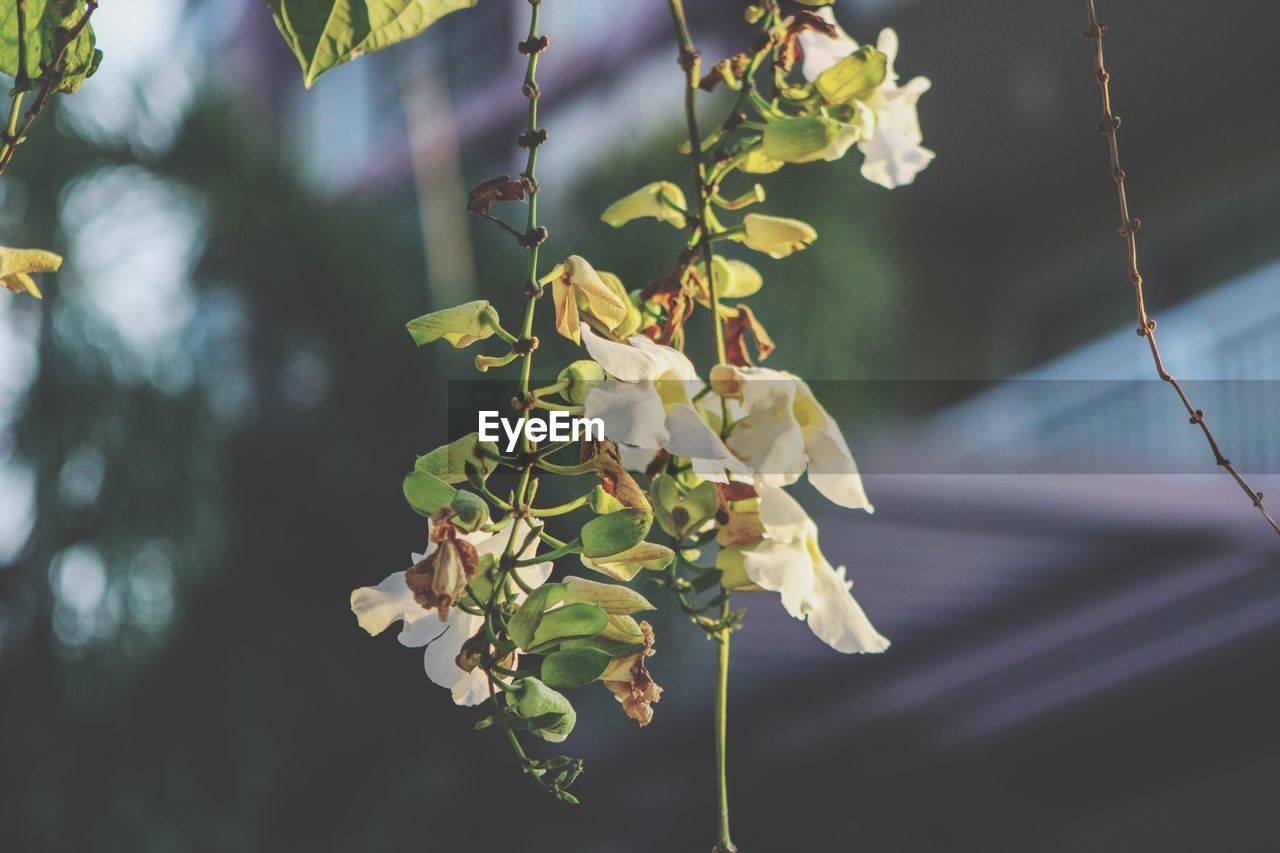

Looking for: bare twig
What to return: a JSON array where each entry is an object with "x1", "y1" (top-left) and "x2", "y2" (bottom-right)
[{"x1": 1083, "y1": 0, "x2": 1280, "y2": 537}]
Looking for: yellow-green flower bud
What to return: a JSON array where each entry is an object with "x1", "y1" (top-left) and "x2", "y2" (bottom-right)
[
  {"x1": 815, "y1": 45, "x2": 889, "y2": 105},
  {"x1": 738, "y1": 146, "x2": 785, "y2": 175},
  {"x1": 601, "y1": 181, "x2": 687, "y2": 229},
  {"x1": 714, "y1": 547, "x2": 763, "y2": 592},
  {"x1": 762, "y1": 116, "x2": 860, "y2": 164},
  {"x1": 736, "y1": 213, "x2": 817, "y2": 259},
  {"x1": 558, "y1": 359, "x2": 606, "y2": 404},
  {"x1": 588, "y1": 484, "x2": 626, "y2": 515},
  {"x1": 710, "y1": 256, "x2": 763, "y2": 299}
]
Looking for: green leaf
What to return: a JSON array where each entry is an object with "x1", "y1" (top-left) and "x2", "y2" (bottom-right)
[
  {"x1": 415, "y1": 433, "x2": 499, "y2": 485},
  {"x1": 268, "y1": 0, "x2": 477, "y2": 88},
  {"x1": 509, "y1": 583, "x2": 555, "y2": 650},
  {"x1": 815, "y1": 46, "x2": 888, "y2": 105},
  {"x1": 579, "y1": 508, "x2": 652, "y2": 558},
  {"x1": 561, "y1": 576, "x2": 654, "y2": 615},
  {"x1": 402, "y1": 469, "x2": 455, "y2": 516},
  {"x1": 405, "y1": 299, "x2": 496, "y2": 348},
  {"x1": 540, "y1": 646, "x2": 614, "y2": 689},
  {"x1": 581, "y1": 542, "x2": 675, "y2": 582},
  {"x1": 0, "y1": 0, "x2": 101, "y2": 93},
  {"x1": 529, "y1": 603, "x2": 609, "y2": 652}
]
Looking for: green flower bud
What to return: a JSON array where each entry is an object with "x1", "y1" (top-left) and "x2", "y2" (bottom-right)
[
  {"x1": 715, "y1": 546, "x2": 761, "y2": 592},
  {"x1": 562, "y1": 575, "x2": 655, "y2": 615},
  {"x1": 650, "y1": 475, "x2": 719, "y2": 540},
  {"x1": 762, "y1": 116, "x2": 860, "y2": 164},
  {"x1": 815, "y1": 45, "x2": 889, "y2": 105},
  {"x1": 588, "y1": 484, "x2": 626, "y2": 515},
  {"x1": 448, "y1": 489, "x2": 489, "y2": 533},
  {"x1": 506, "y1": 678, "x2": 577, "y2": 742},
  {"x1": 558, "y1": 359, "x2": 606, "y2": 404}
]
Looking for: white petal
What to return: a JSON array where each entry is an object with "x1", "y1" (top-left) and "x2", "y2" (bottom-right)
[
  {"x1": 804, "y1": 428, "x2": 873, "y2": 512},
  {"x1": 581, "y1": 323, "x2": 661, "y2": 381},
  {"x1": 351, "y1": 572, "x2": 424, "y2": 637},
  {"x1": 629, "y1": 334, "x2": 698, "y2": 382},
  {"x1": 797, "y1": 6, "x2": 858, "y2": 81},
  {"x1": 619, "y1": 443, "x2": 658, "y2": 473},
  {"x1": 585, "y1": 380, "x2": 670, "y2": 448},
  {"x1": 451, "y1": 668, "x2": 494, "y2": 706},
  {"x1": 803, "y1": 561, "x2": 889, "y2": 654},
  {"x1": 726, "y1": 373, "x2": 807, "y2": 480},
  {"x1": 756, "y1": 483, "x2": 816, "y2": 543},
  {"x1": 423, "y1": 610, "x2": 484, "y2": 695},
  {"x1": 513, "y1": 560, "x2": 554, "y2": 597},
  {"x1": 859, "y1": 77, "x2": 934, "y2": 189},
  {"x1": 742, "y1": 539, "x2": 814, "y2": 620},
  {"x1": 876, "y1": 28, "x2": 900, "y2": 82},
  {"x1": 663, "y1": 404, "x2": 751, "y2": 476}
]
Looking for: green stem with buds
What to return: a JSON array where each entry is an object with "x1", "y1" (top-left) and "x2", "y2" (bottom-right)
[
  {"x1": 667, "y1": 0, "x2": 727, "y2": 365},
  {"x1": 472, "y1": 0, "x2": 582, "y2": 803}
]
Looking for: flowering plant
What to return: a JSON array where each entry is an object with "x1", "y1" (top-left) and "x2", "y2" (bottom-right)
[{"x1": 264, "y1": 0, "x2": 933, "y2": 845}]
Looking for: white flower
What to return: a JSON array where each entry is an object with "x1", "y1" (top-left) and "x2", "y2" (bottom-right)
[
  {"x1": 580, "y1": 323, "x2": 750, "y2": 483},
  {"x1": 716, "y1": 364, "x2": 871, "y2": 511},
  {"x1": 725, "y1": 483, "x2": 888, "y2": 654},
  {"x1": 797, "y1": 10, "x2": 934, "y2": 189},
  {"x1": 350, "y1": 521, "x2": 553, "y2": 706}
]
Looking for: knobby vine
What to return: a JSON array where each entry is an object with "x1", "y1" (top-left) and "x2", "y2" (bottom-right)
[{"x1": 1083, "y1": 0, "x2": 1280, "y2": 537}]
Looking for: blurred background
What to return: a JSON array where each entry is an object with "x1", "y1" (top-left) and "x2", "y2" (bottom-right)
[{"x1": 2, "y1": 0, "x2": 1280, "y2": 850}]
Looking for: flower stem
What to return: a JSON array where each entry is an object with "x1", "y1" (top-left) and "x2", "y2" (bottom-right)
[{"x1": 712, "y1": 622, "x2": 736, "y2": 853}]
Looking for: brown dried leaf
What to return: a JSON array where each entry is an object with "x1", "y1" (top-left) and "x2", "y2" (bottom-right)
[
  {"x1": 723, "y1": 304, "x2": 776, "y2": 366},
  {"x1": 467, "y1": 175, "x2": 528, "y2": 215}
]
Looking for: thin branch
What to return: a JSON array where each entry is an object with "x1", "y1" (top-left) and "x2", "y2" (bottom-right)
[
  {"x1": 0, "y1": 0, "x2": 100, "y2": 175},
  {"x1": 1083, "y1": 0, "x2": 1280, "y2": 536}
]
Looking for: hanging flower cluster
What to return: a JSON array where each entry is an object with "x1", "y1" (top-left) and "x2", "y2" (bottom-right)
[{"x1": 313, "y1": 0, "x2": 934, "y2": 833}]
